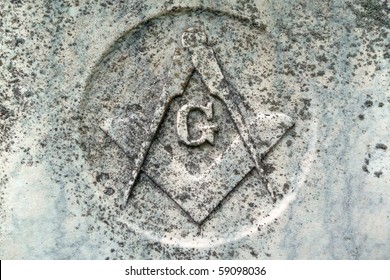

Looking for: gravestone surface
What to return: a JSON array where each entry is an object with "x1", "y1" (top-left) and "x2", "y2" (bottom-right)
[{"x1": 0, "y1": 0, "x2": 389, "y2": 259}]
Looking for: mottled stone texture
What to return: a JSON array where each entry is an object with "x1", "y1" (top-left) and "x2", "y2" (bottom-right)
[{"x1": 0, "y1": 0, "x2": 389, "y2": 259}]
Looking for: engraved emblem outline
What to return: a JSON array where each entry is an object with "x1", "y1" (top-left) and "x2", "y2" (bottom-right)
[{"x1": 99, "y1": 28, "x2": 295, "y2": 224}]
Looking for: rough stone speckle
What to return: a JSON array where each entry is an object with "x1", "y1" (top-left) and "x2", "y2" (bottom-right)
[{"x1": 0, "y1": 0, "x2": 389, "y2": 259}]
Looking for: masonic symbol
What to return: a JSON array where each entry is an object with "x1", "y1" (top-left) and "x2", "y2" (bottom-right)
[{"x1": 100, "y1": 28, "x2": 294, "y2": 224}]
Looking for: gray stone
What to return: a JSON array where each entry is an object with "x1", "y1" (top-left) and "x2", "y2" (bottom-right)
[{"x1": 0, "y1": 0, "x2": 389, "y2": 259}]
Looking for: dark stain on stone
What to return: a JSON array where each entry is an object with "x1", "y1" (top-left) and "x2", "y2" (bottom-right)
[
  {"x1": 177, "y1": 192, "x2": 191, "y2": 203},
  {"x1": 364, "y1": 100, "x2": 373, "y2": 107},
  {"x1": 96, "y1": 172, "x2": 110, "y2": 182},
  {"x1": 375, "y1": 143, "x2": 387, "y2": 150},
  {"x1": 283, "y1": 183, "x2": 290, "y2": 194},
  {"x1": 0, "y1": 105, "x2": 11, "y2": 120},
  {"x1": 15, "y1": 38, "x2": 25, "y2": 47},
  {"x1": 262, "y1": 163, "x2": 276, "y2": 175},
  {"x1": 104, "y1": 187, "x2": 115, "y2": 196}
]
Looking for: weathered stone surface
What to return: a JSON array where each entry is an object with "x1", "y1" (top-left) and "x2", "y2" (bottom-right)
[{"x1": 0, "y1": 0, "x2": 389, "y2": 259}]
